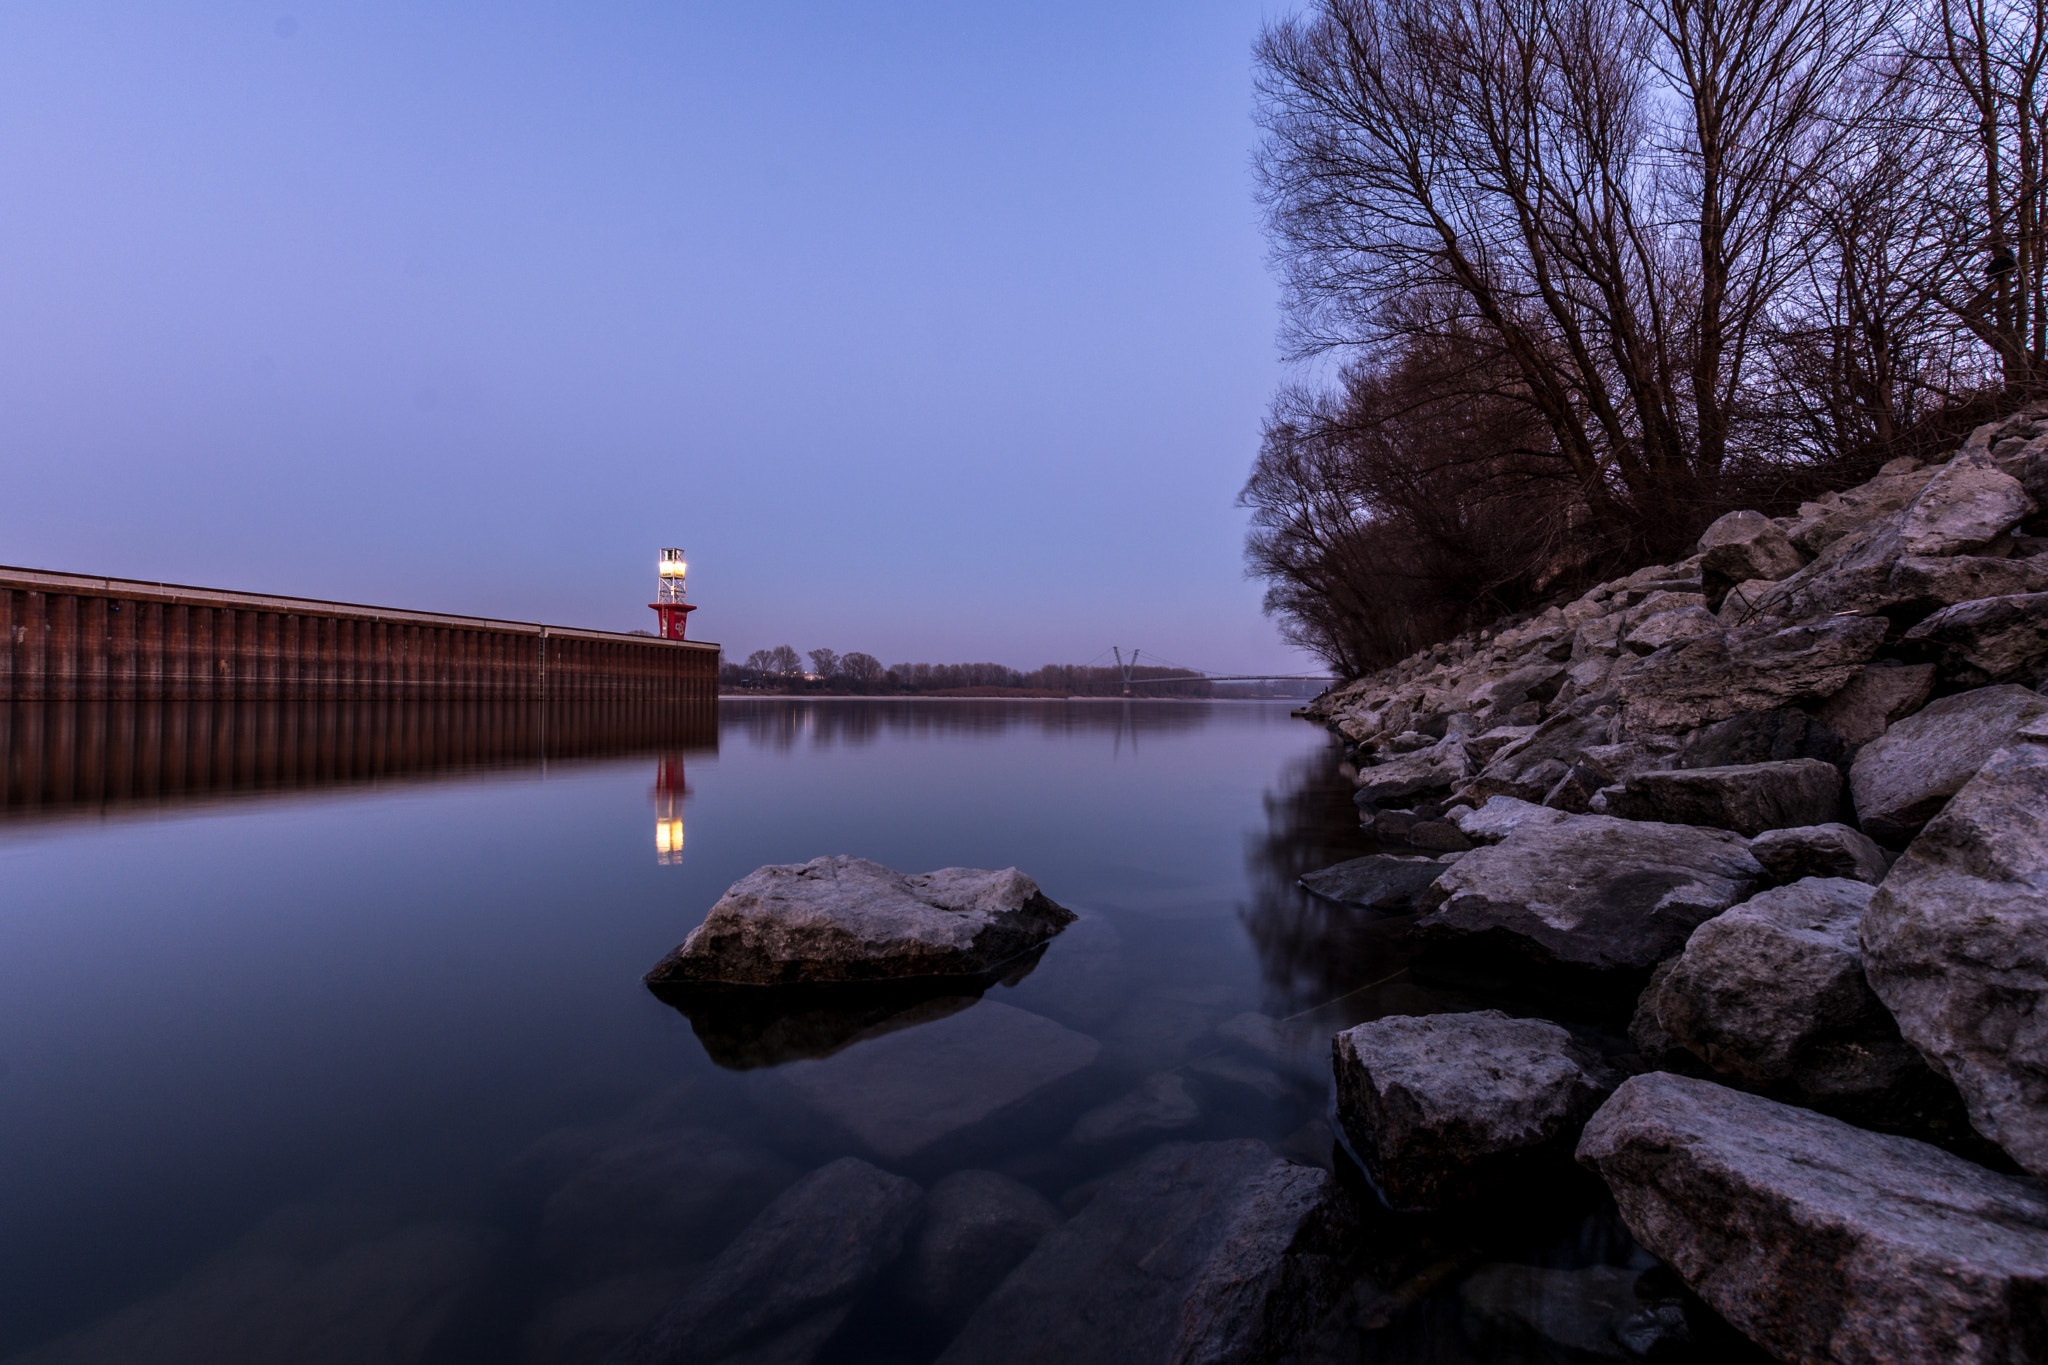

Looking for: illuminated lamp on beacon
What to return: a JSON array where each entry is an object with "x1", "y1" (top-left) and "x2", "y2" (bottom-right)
[{"x1": 650, "y1": 548, "x2": 697, "y2": 640}]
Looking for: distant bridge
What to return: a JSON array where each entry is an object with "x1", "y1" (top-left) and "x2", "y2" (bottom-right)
[{"x1": 1106, "y1": 647, "x2": 1334, "y2": 695}]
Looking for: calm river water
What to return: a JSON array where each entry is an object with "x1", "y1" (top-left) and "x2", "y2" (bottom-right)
[{"x1": 0, "y1": 698, "x2": 1727, "y2": 1364}]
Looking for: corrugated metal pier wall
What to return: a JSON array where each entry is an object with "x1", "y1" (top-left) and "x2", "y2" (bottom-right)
[{"x1": 0, "y1": 567, "x2": 719, "y2": 703}]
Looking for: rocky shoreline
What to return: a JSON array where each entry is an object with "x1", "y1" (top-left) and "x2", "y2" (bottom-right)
[
  {"x1": 1298, "y1": 408, "x2": 2048, "y2": 1361},
  {"x1": 568, "y1": 414, "x2": 2048, "y2": 1365}
]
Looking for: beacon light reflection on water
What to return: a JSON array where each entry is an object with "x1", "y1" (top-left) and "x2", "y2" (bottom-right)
[{"x1": 652, "y1": 754, "x2": 689, "y2": 865}]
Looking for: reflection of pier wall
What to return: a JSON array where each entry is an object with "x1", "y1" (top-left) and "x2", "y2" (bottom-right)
[
  {"x1": 0, "y1": 567, "x2": 719, "y2": 703},
  {"x1": 1, "y1": 700, "x2": 717, "y2": 822}
]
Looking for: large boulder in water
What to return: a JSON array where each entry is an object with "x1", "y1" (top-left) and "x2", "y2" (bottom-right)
[
  {"x1": 1862, "y1": 729, "x2": 2048, "y2": 1176},
  {"x1": 1577, "y1": 1073, "x2": 2048, "y2": 1365},
  {"x1": 1331, "y1": 1011, "x2": 1618, "y2": 1210},
  {"x1": 1416, "y1": 812, "x2": 1762, "y2": 976},
  {"x1": 645, "y1": 856, "x2": 1075, "y2": 987},
  {"x1": 936, "y1": 1140, "x2": 1355, "y2": 1365}
]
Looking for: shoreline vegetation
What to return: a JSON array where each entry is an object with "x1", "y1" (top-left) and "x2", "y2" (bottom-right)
[
  {"x1": 1245, "y1": 0, "x2": 2048, "y2": 679},
  {"x1": 717, "y1": 652, "x2": 1323, "y2": 700}
]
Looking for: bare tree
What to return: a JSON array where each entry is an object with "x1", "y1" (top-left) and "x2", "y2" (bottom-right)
[
  {"x1": 808, "y1": 648, "x2": 841, "y2": 678},
  {"x1": 767, "y1": 644, "x2": 801, "y2": 676},
  {"x1": 1885, "y1": 0, "x2": 2048, "y2": 388},
  {"x1": 1257, "y1": 0, "x2": 1888, "y2": 555}
]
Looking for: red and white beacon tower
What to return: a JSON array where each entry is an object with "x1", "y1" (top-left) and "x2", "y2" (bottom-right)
[{"x1": 650, "y1": 548, "x2": 696, "y2": 640}]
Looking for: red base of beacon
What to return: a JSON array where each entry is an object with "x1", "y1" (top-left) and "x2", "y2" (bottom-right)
[{"x1": 650, "y1": 602, "x2": 696, "y2": 640}]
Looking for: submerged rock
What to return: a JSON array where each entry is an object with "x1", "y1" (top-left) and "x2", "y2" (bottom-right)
[
  {"x1": 936, "y1": 1140, "x2": 1354, "y2": 1365},
  {"x1": 1065, "y1": 1071, "x2": 1201, "y2": 1147},
  {"x1": 645, "y1": 856, "x2": 1076, "y2": 988},
  {"x1": 1298, "y1": 855, "x2": 1446, "y2": 911},
  {"x1": 1596, "y1": 758, "x2": 1840, "y2": 836},
  {"x1": 1458, "y1": 1263, "x2": 1694, "y2": 1363},
  {"x1": 893, "y1": 1170, "x2": 1059, "y2": 1337},
  {"x1": 1416, "y1": 812, "x2": 1762, "y2": 975},
  {"x1": 1578, "y1": 1073, "x2": 2048, "y2": 1365},
  {"x1": 1862, "y1": 733, "x2": 2048, "y2": 1176},
  {"x1": 1847, "y1": 685, "x2": 2048, "y2": 842},
  {"x1": 535, "y1": 1127, "x2": 800, "y2": 1284},
  {"x1": 607, "y1": 1157, "x2": 923, "y2": 1365},
  {"x1": 1331, "y1": 1011, "x2": 1618, "y2": 1210},
  {"x1": 767, "y1": 1001, "x2": 1101, "y2": 1162}
]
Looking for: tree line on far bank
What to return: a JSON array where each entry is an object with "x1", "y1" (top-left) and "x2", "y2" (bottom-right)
[
  {"x1": 1246, "y1": 0, "x2": 2048, "y2": 677},
  {"x1": 720, "y1": 648, "x2": 1221, "y2": 697}
]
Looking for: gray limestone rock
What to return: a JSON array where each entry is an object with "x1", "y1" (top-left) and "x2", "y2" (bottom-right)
[
  {"x1": 1352, "y1": 742, "x2": 1474, "y2": 807},
  {"x1": 1596, "y1": 759, "x2": 1842, "y2": 836},
  {"x1": 936, "y1": 1140, "x2": 1356, "y2": 1365},
  {"x1": 1298, "y1": 855, "x2": 1447, "y2": 911},
  {"x1": 1640, "y1": 879, "x2": 1946, "y2": 1120},
  {"x1": 1715, "y1": 577, "x2": 1784, "y2": 625},
  {"x1": 893, "y1": 1170, "x2": 1059, "y2": 1337},
  {"x1": 1903, "y1": 590, "x2": 2048, "y2": 685},
  {"x1": 1417, "y1": 813, "x2": 1762, "y2": 974},
  {"x1": 1456, "y1": 711, "x2": 1616, "y2": 805},
  {"x1": 1677, "y1": 707, "x2": 1846, "y2": 771},
  {"x1": 1814, "y1": 661, "x2": 1937, "y2": 748},
  {"x1": 1618, "y1": 615, "x2": 1889, "y2": 733},
  {"x1": 647, "y1": 856, "x2": 1075, "y2": 987},
  {"x1": 1848, "y1": 684, "x2": 2048, "y2": 842},
  {"x1": 1697, "y1": 510, "x2": 1805, "y2": 594},
  {"x1": 1464, "y1": 725, "x2": 1537, "y2": 764},
  {"x1": 1747, "y1": 823, "x2": 1890, "y2": 885},
  {"x1": 1447, "y1": 795, "x2": 1572, "y2": 845},
  {"x1": 1622, "y1": 606, "x2": 1722, "y2": 655},
  {"x1": 1784, "y1": 461, "x2": 1937, "y2": 555},
  {"x1": 1466, "y1": 661, "x2": 1569, "y2": 720},
  {"x1": 1331, "y1": 1011, "x2": 1618, "y2": 1210},
  {"x1": 1577, "y1": 1073, "x2": 2048, "y2": 1365},
  {"x1": 1896, "y1": 454, "x2": 2036, "y2": 556},
  {"x1": 607, "y1": 1157, "x2": 924, "y2": 1365},
  {"x1": 1862, "y1": 735, "x2": 2048, "y2": 1176}
]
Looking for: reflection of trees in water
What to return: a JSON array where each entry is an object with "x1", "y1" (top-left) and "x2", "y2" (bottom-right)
[
  {"x1": 1239, "y1": 740, "x2": 1442, "y2": 1017},
  {"x1": 719, "y1": 698, "x2": 1232, "y2": 753}
]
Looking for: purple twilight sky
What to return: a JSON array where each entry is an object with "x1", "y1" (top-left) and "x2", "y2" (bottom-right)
[{"x1": 0, "y1": 2, "x2": 1319, "y2": 674}]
